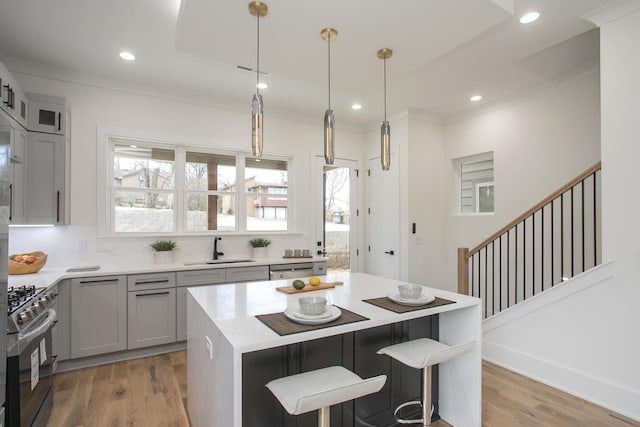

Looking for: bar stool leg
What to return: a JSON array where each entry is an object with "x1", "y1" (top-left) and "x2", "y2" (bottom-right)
[
  {"x1": 318, "y1": 406, "x2": 330, "y2": 427},
  {"x1": 423, "y1": 366, "x2": 432, "y2": 427}
]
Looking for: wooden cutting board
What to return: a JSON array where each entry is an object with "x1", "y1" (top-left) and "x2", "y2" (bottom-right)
[{"x1": 276, "y1": 281, "x2": 344, "y2": 294}]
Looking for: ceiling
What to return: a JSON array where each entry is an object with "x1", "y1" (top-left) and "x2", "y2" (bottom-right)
[{"x1": 0, "y1": 0, "x2": 610, "y2": 129}]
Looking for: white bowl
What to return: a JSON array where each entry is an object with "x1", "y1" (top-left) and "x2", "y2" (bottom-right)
[
  {"x1": 298, "y1": 296, "x2": 327, "y2": 315},
  {"x1": 398, "y1": 284, "x2": 423, "y2": 299}
]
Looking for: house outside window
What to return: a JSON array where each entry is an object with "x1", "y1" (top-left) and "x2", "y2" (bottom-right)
[
  {"x1": 107, "y1": 137, "x2": 290, "y2": 234},
  {"x1": 455, "y1": 152, "x2": 494, "y2": 214}
]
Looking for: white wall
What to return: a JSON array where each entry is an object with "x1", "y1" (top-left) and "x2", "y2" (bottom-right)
[
  {"x1": 470, "y1": 3, "x2": 640, "y2": 420},
  {"x1": 8, "y1": 73, "x2": 366, "y2": 266},
  {"x1": 440, "y1": 71, "x2": 601, "y2": 293}
]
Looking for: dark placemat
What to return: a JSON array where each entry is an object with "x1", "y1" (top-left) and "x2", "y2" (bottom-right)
[
  {"x1": 256, "y1": 306, "x2": 369, "y2": 336},
  {"x1": 362, "y1": 296, "x2": 455, "y2": 313}
]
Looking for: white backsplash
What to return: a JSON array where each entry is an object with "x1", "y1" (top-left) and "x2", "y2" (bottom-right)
[{"x1": 9, "y1": 225, "x2": 312, "y2": 268}]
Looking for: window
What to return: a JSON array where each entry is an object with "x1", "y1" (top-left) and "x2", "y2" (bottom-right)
[
  {"x1": 455, "y1": 152, "x2": 494, "y2": 214},
  {"x1": 112, "y1": 144, "x2": 175, "y2": 233},
  {"x1": 107, "y1": 137, "x2": 290, "y2": 234},
  {"x1": 245, "y1": 158, "x2": 288, "y2": 231}
]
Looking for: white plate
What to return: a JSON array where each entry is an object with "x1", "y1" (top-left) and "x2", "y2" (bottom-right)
[
  {"x1": 284, "y1": 305, "x2": 342, "y2": 325},
  {"x1": 292, "y1": 309, "x2": 333, "y2": 320},
  {"x1": 387, "y1": 292, "x2": 435, "y2": 306}
]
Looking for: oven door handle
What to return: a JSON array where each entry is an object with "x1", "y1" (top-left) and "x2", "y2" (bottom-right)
[{"x1": 18, "y1": 309, "x2": 57, "y2": 348}]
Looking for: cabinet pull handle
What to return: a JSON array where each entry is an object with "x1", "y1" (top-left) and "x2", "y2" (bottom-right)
[
  {"x1": 79, "y1": 278, "x2": 120, "y2": 285},
  {"x1": 57, "y1": 112, "x2": 61, "y2": 131},
  {"x1": 135, "y1": 279, "x2": 170, "y2": 285},
  {"x1": 135, "y1": 291, "x2": 170, "y2": 297},
  {"x1": 56, "y1": 191, "x2": 60, "y2": 223},
  {"x1": 9, "y1": 183, "x2": 12, "y2": 221},
  {"x1": 384, "y1": 250, "x2": 395, "y2": 255}
]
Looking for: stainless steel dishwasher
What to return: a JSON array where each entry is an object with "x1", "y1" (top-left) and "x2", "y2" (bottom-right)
[{"x1": 269, "y1": 262, "x2": 315, "y2": 280}]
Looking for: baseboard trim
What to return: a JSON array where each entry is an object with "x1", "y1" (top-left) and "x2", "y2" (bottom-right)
[
  {"x1": 483, "y1": 340, "x2": 640, "y2": 422},
  {"x1": 56, "y1": 341, "x2": 187, "y2": 373}
]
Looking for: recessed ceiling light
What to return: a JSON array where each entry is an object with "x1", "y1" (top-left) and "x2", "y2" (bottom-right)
[
  {"x1": 520, "y1": 11, "x2": 540, "y2": 24},
  {"x1": 351, "y1": 103, "x2": 362, "y2": 110},
  {"x1": 256, "y1": 82, "x2": 268, "y2": 90},
  {"x1": 119, "y1": 51, "x2": 136, "y2": 61},
  {"x1": 470, "y1": 95, "x2": 482, "y2": 102}
]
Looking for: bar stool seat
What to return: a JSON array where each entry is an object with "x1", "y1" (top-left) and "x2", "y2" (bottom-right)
[
  {"x1": 377, "y1": 338, "x2": 474, "y2": 426},
  {"x1": 266, "y1": 366, "x2": 386, "y2": 427}
]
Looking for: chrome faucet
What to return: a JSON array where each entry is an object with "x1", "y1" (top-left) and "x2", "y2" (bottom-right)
[{"x1": 213, "y1": 236, "x2": 224, "y2": 260}]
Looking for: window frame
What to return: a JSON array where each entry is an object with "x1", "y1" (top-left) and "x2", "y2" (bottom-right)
[
  {"x1": 453, "y1": 151, "x2": 494, "y2": 216},
  {"x1": 99, "y1": 132, "x2": 292, "y2": 237}
]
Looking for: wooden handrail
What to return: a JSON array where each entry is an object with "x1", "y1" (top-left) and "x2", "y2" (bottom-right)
[{"x1": 467, "y1": 161, "x2": 601, "y2": 258}]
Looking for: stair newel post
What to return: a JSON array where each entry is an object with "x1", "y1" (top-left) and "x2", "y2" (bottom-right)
[{"x1": 458, "y1": 247, "x2": 469, "y2": 295}]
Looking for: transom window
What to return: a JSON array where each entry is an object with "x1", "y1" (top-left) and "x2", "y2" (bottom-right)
[{"x1": 108, "y1": 137, "x2": 289, "y2": 234}]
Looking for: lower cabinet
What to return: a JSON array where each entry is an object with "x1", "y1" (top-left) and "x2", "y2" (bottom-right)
[
  {"x1": 70, "y1": 275, "x2": 127, "y2": 359},
  {"x1": 128, "y1": 288, "x2": 176, "y2": 349}
]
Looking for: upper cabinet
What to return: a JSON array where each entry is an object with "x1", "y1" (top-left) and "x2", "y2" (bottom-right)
[
  {"x1": 28, "y1": 93, "x2": 65, "y2": 135},
  {"x1": 0, "y1": 59, "x2": 70, "y2": 225},
  {"x1": 0, "y1": 61, "x2": 28, "y2": 129}
]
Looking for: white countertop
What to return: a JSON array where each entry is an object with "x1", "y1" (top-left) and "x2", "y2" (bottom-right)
[
  {"x1": 188, "y1": 272, "x2": 480, "y2": 353},
  {"x1": 7, "y1": 256, "x2": 326, "y2": 289}
]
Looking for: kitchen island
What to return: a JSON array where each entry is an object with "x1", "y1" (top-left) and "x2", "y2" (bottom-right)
[{"x1": 187, "y1": 272, "x2": 481, "y2": 427}]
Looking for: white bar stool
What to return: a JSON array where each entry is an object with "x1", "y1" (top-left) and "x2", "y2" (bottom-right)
[
  {"x1": 377, "y1": 338, "x2": 474, "y2": 426},
  {"x1": 266, "y1": 366, "x2": 387, "y2": 427}
]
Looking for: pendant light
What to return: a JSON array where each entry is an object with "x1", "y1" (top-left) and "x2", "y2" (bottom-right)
[
  {"x1": 377, "y1": 48, "x2": 392, "y2": 171},
  {"x1": 321, "y1": 27, "x2": 337, "y2": 165},
  {"x1": 249, "y1": 1, "x2": 268, "y2": 157}
]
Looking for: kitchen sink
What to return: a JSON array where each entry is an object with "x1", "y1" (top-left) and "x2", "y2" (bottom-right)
[{"x1": 183, "y1": 259, "x2": 255, "y2": 266}]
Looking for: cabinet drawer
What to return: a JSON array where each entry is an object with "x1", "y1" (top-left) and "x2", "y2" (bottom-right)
[
  {"x1": 226, "y1": 265, "x2": 269, "y2": 283},
  {"x1": 127, "y1": 272, "x2": 176, "y2": 291},
  {"x1": 177, "y1": 269, "x2": 226, "y2": 287}
]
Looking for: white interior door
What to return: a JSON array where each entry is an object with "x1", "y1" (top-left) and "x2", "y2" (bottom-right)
[{"x1": 365, "y1": 154, "x2": 399, "y2": 279}]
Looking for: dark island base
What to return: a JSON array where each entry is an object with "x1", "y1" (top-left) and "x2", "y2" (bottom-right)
[{"x1": 242, "y1": 315, "x2": 440, "y2": 426}]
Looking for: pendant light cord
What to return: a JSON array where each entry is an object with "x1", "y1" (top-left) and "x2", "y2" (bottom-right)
[
  {"x1": 326, "y1": 36, "x2": 332, "y2": 109},
  {"x1": 383, "y1": 57, "x2": 387, "y2": 121},
  {"x1": 256, "y1": 11, "x2": 260, "y2": 94}
]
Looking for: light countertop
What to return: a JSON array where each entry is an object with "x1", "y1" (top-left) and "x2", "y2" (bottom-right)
[
  {"x1": 7, "y1": 256, "x2": 327, "y2": 289},
  {"x1": 188, "y1": 272, "x2": 480, "y2": 353}
]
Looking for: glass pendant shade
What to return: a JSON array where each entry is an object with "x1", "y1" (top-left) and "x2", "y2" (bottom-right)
[
  {"x1": 249, "y1": 1, "x2": 268, "y2": 157},
  {"x1": 252, "y1": 93, "x2": 264, "y2": 157},
  {"x1": 381, "y1": 120, "x2": 391, "y2": 171},
  {"x1": 324, "y1": 109, "x2": 335, "y2": 164},
  {"x1": 321, "y1": 28, "x2": 337, "y2": 165}
]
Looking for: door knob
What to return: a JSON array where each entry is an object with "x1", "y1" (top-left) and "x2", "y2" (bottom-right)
[{"x1": 384, "y1": 250, "x2": 395, "y2": 255}]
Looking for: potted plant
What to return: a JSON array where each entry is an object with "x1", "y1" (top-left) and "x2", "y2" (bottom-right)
[
  {"x1": 150, "y1": 240, "x2": 177, "y2": 264},
  {"x1": 249, "y1": 237, "x2": 271, "y2": 258}
]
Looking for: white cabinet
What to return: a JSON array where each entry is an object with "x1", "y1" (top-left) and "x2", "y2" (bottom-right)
[
  {"x1": 226, "y1": 265, "x2": 269, "y2": 283},
  {"x1": 25, "y1": 131, "x2": 66, "y2": 224},
  {"x1": 313, "y1": 261, "x2": 327, "y2": 275},
  {"x1": 56, "y1": 279, "x2": 71, "y2": 362},
  {"x1": 27, "y1": 94, "x2": 65, "y2": 135},
  {"x1": 176, "y1": 269, "x2": 227, "y2": 342},
  {"x1": 127, "y1": 272, "x2": 177, "y2": 349},
  {"x1": 9, "y1": 126, "x2": 27, "y2": 224},
  {"x1": 70, "y1": 276, "x2": 127, "y2": 358},
  {"x1": 0, "y1": 114, "x2": 27, "y2": 224},
  {"x1": 0, "y1": 60, "x2": 28, "y2": 129}
]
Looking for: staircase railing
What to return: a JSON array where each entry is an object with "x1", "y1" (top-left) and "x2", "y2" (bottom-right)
[{"x1": 458, "y1": 162, "x2": 601, "y2": 318}]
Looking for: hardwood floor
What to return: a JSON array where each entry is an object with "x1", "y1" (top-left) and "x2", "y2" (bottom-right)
[{"x1": 46, "y1": 351, "x2": 638, "y2": 427}]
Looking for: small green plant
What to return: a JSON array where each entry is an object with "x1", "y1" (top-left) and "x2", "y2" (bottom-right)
[
  {"x1": 249, "y1": 237, "x2": 272, "y2": 248},
  {"x1": 150, "y1": 240, "x2": 177, "y2": 252}
]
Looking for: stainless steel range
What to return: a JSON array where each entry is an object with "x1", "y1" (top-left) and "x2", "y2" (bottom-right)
[{"x1": 6, "y1": 285, "x2": 57, "y2": 427}]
